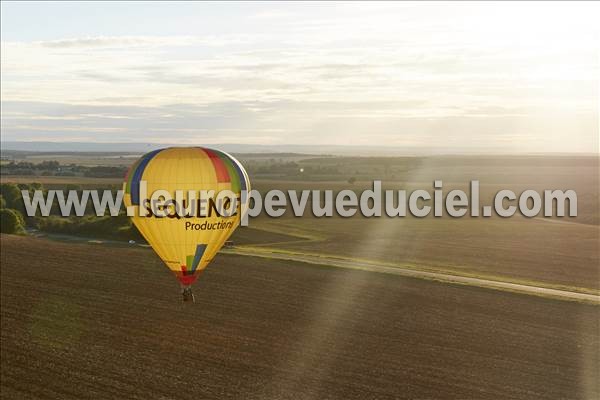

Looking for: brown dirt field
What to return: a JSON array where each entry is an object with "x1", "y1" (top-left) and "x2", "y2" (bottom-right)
[{"x1": 1, "y1": 234, "x2": 599, "y2": 400}]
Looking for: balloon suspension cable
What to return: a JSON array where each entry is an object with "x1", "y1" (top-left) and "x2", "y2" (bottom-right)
[{"x1": 181, "y1": 285, "x2": 195, "y2": 303}]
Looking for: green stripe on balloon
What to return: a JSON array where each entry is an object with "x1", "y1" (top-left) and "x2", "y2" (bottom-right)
[
  {"x1": 185, "y1": 244, "x2": 207, "y2": 274},
  {"x1": 215, "y1": 151, "x2": 241, "y2": 192},
  {"x1": 185, "y1": 255, "x2": 194, "y2": 273},
  {"x1": 215, "y1": 150, "x2": 244, "y2": 192},
  {"x1": 220, "y1": 151, "x2": 248, "y2": 192}
]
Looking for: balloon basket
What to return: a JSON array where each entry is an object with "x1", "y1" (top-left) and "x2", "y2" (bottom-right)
[{"x1": 181, "y1": 286, "x2": 195, "y2": 303}]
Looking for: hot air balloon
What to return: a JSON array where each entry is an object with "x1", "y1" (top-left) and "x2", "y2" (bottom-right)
[{"x1": 123, "y1": 147, "x2": 250, "y2": 302}]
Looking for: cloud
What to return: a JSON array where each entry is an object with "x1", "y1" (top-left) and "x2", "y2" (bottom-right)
[
  {"x1": 249, "y1": 10, "x2": 295, "y2": 20},
  {"x1": 1, "y1": 3, "x2": 598, "y2": 152},
  {"x1": 35, "y1": 36, "x2": 196, "y2": 49},
  {"x1": 2, "y1": 100, "x2": 597, "y2": 153},
  {"x1": 5, "y1": 34, "x2": 255, "y2": 50}
]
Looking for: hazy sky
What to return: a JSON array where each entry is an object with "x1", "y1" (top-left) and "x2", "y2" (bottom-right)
[{"x1": 1, "y1": 1, "x2": 598, "y2": 153}]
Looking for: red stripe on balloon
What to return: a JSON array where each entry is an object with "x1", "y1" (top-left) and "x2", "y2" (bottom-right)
[
  {"x1": 201, "y1": 148, "x2": 230, "y2": 183},
  {"x1": 177, "y1": 265, "x2": 198, "y2": 285}
]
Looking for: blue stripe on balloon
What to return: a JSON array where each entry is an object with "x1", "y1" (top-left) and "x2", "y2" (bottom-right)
[
  {"x1": 191, "y1": 244, "x2": 207, "y2": 272},
  {"x1": 130, "y1": 149, "x2": 162, "y2": 205}
]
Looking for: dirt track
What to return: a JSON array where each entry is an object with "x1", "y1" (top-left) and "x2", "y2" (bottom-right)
[
  {"x1": 1, "y1": 235, "x2": 599, "y2": 399},
  {"x1": 225, "y1": 247, "x2": 600, "y2": 303}
]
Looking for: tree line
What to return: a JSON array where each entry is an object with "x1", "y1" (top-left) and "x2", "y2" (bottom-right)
[
  {"x1": 0, "y1": 183, "x2": 142, "y2": 242},
  {"x1": 1, "y1": 161, "x2": 127, "y2": 178}
]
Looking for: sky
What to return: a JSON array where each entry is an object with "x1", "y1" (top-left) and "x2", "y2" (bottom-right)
[{"x1": 1, "y1": 1, "x2": 598, "y2": 153}]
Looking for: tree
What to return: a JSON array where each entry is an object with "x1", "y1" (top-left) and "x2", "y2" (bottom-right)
[
  {"x1": 0, "y1": 195, "x2": 5, "y2": 209},
  {"x1": 0, "y1": 183, "x2": 22, "y2": 208},
  {"x1": 0, "y1": 208, "x2": 25, "y2": 234}
]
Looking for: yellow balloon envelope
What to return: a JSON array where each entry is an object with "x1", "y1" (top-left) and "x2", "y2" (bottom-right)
[{"x1": 123, "y1": 147, "x2": 250, "y2": 299}]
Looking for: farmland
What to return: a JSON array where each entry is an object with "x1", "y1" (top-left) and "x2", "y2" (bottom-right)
[
  {"x1": 1, "y1": 153, "x2": 599, "y2": 399},
  {"x1": 2, "y1": 154, "x2": 599, "y2": 293},
  {"x1": 1, "y1": 234, "x2": 599, "y2": 399}
]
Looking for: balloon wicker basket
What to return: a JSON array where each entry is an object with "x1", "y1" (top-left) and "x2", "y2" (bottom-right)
[{"x1": 181, "y1": 286, "x2": 195, "y2": 303}]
